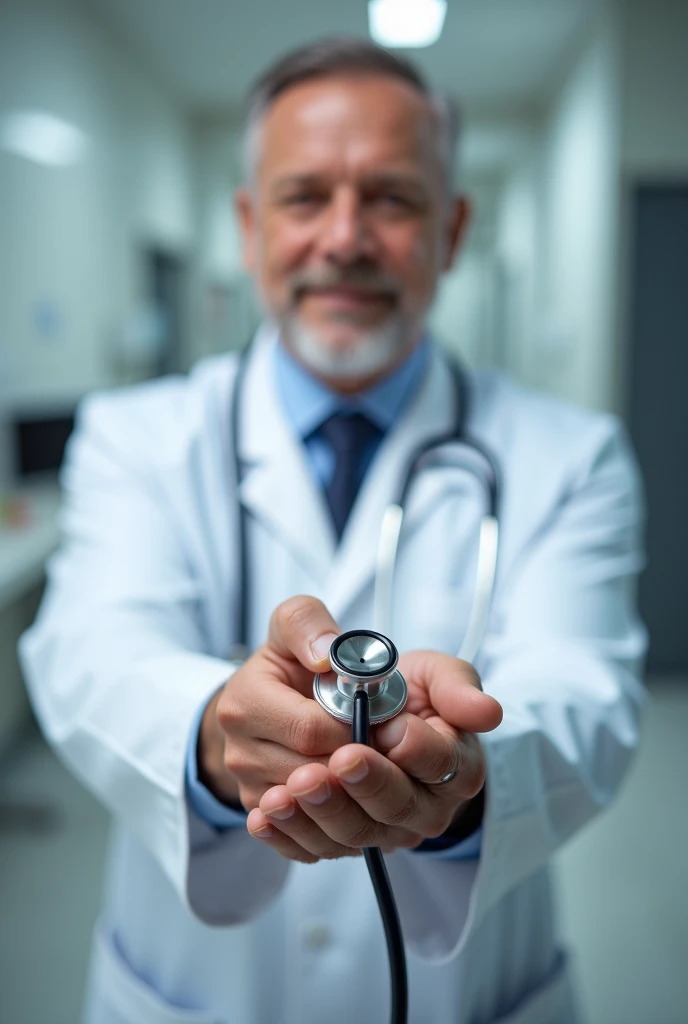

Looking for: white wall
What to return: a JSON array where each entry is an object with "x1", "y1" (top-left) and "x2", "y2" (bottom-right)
[
  {"x1": 430, "y1": 176, "x2": 505, "y2": 368},
  {"x1": 431, "y1": 250, "x2": 497, "y2": 368},
  {"x1": 494, "y1": 3, "x2": 622, "y2": 411},
  {"x1": 494, "y1": 153, "x2": 540, "y2": 383},
  {"x1": 540, "y1": 8, "x2": 621, "y2": 410},
  {"x1": 0, "y1": 0, "x2": 196, "y2": 410},
  {"x1": 185, "y1": 119, "x2": 258, "y2": 367}
]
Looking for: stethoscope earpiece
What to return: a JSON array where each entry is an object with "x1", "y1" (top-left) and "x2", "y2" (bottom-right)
[{"x1": 313, "y1": 629, "x2": 407, "y2": 725}]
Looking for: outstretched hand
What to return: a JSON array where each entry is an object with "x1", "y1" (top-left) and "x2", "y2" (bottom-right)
[{"x1": 238, "y1": 600, "x2": 502, "y2": 863}]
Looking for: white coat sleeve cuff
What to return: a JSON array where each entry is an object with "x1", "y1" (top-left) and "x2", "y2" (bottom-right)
[
  {"x1": 185, "y1": 698, "x2": 248, "y2": 830},
  {"x1": 411, "y1": 827, "x2": 483, "y2": 860}
]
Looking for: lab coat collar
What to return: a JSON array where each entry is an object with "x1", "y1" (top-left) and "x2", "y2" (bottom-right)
[
  {"x1": 238, "y1": 324, "x2": 336, "y2": 582},
  {"x1": 237, "y1": 323, "x2": 458, "y2": 615}
]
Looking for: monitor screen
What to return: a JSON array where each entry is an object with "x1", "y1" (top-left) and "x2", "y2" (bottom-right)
[{"x1": 12, "y1": 413, "x2": 75, "y2": 478}]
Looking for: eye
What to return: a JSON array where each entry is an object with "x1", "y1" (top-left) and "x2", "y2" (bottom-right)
[
  {"x1": 374, "y1": 193, "x2": 407, "y2": 207},
  {"x1": 382, "y1": 194, "x2": 409, "y2": 205},
  {"x1": 280, "y1": 192, "x2": 324, "y2": 211},
  {"x1": 369, "y1": 192, "x2": 420, "y2": 216}
]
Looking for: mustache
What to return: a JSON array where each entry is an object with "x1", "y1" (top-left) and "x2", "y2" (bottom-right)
[{"x1": 287, "y1": 266, "x2": 402, "y2": 301}]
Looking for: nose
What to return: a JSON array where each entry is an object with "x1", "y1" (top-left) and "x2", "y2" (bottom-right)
[{"x1": 319, "y1": 187, "x2": 374, "y2": 265}]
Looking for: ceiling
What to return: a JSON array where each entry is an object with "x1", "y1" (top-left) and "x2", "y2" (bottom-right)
[{"x1": 90, "y1": 0, "x2": 594, "y2": 118}]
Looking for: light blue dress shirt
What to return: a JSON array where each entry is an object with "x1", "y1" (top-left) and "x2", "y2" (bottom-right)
[{"x1": 186, "y1": 338, "x2": 482, "y2": 860}]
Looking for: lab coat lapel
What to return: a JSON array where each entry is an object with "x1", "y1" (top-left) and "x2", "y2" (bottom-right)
[
  {"x1": 327, "y1": 349, "x2": 457, "y2": 619},
  {"x1": 237, "y1": 329, "x2": 335, "y2": 583}
]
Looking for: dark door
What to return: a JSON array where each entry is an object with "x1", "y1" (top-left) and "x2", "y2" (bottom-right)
[
  {"x1": 148, "y1": 248, "x2": 185, "y2": 376},
  {"x1": 627, "y1": 184, "x2": 688, "y2": 672}
]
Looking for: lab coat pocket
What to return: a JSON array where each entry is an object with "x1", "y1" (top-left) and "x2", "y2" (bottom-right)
[
  {"x1": 83, "y1": 922, "x2": 220, "y2": 1024},
  {"x1": 487, "y1": 951, "x2": 576, "y2": 1024}
]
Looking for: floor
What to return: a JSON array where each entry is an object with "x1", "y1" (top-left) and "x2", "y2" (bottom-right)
[{"x1": 0, "y1": 680, "x2": 686, "y2": 1024}]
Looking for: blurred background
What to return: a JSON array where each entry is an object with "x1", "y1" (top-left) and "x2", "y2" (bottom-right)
[{"x1": 0, "y1": 0, "x2": 686, "y2": 1021}]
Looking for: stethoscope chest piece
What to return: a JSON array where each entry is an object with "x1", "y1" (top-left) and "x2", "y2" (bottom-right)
[{"x1": 313, "y1": 630, "x2": 407, "y2": 725}]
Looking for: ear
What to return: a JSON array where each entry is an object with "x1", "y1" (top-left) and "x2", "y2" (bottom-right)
[
  {"x1": 235, "y1": 187, "x2": 258, "y2": 272},
  {"x1": 442, "y1": 195, "x2": 471, "y2": 272}
]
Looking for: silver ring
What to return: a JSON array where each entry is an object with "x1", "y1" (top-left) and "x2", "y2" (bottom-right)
[{"x1": 428, "y1": 745, "x2": 460, "y2": 785}]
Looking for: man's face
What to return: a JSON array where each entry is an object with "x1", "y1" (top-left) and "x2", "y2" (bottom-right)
[{"x1": 236, "y1": 73, "x2": 468, "y2": 386}]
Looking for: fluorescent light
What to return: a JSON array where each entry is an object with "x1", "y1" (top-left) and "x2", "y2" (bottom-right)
[
  {"x1": 369, "y1": 0, "x2": 447, "y2": 48},
  {"x1": 0, "y1": 111, "x2": 88, "y2": 167}
]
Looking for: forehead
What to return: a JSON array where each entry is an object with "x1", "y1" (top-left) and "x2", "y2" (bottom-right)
[{"x1": 256, "y1": 74, "x2": 440, "y2": 181}]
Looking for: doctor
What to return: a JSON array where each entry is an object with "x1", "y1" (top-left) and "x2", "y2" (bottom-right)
[{"x1": 20, "y1": 38, "x2": 646, "y2": 1024}]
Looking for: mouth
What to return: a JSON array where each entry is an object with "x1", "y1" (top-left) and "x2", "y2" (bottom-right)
[{"x1": 298, "y1": 285, "x2": 397, "y2": 311}]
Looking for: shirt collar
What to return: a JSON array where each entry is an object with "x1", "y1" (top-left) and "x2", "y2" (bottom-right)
[{"x1": 274, "y1": 337, "x2": 430, "y2": 440}]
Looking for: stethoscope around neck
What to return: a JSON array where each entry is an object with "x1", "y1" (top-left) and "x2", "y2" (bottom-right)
[
  {"x1": 229, "y1": 342, "x2": 501, "y2": 1024},
  {"x1": 229, "y1": 343, "x2": 501, "y2": 666}
]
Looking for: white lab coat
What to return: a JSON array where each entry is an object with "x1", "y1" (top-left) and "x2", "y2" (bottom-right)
[{"x1": 20, "y1": 326, "x2": 646, "y2": 1024}]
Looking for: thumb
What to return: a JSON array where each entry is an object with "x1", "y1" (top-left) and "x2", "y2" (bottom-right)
[
  {"x1": 400, "y1": 650, "x2": 503, "y2": 733},
  {"x1": 266, "y1": 595, "x2": 340, "y2": 676}
]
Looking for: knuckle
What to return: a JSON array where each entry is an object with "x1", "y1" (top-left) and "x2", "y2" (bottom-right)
[
  {"x1": 275, "y1": 595, "x2": 319, "y2": 636},
  {"x1": 223, "y1": 747, "x2": 242, "y2": 776},
  {"x1": 357, "y1": 771, "x2": 387, "y2": 803},
  {"x1": 290, "y1": 709, "x2": 324, "y2": 756},
  {"x1": 384, "y1": 791, "x2": 420, "y2": 827},
  {"x1": 425, "y1": 747, "x2": 454, "y2": 784},
  {"x1": 216, "y1": 694, "x2": 241, "y2": 734},
  {"x1": 345, "y1": 822, "x2": 381, "y2": 849}
]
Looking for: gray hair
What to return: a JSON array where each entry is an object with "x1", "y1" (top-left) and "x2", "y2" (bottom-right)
[{"x1": 241, "y1": 37, "x2": 459, "y2": 190}]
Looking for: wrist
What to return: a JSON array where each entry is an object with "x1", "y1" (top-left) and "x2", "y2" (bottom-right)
[{"x1": 197, "y1": 688, "x2": 243, "y2": 809}]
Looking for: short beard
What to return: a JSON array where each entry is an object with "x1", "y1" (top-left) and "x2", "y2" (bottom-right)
[{"x1": 282, "y1": 312, "x2": 410, "y2": 382}]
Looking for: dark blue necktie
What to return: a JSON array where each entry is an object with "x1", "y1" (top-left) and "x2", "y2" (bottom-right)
[{"x1": 317, "y1": 411, "x2": 382, "y2": 539}]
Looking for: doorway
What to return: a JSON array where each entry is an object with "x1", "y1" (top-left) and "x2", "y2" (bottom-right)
[{"x1": 626, "y1": 184, "x2": 688, "y2": 672}]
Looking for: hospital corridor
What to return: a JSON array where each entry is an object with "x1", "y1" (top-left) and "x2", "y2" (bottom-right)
[{"x1": 1, "y1": 1, "x2": 688, "y2": 1022}]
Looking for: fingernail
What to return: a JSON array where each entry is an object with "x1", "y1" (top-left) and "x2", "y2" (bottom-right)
[
  {"x1": 266, "y1": 802, "x2": 295, "y2": 820},
  {"x1": 311, "y1": 633, "x2": 337, "y2": 662},
  {"x1": 335, "y1": 758, "x2": 369, "y2": 784},
  {"x1": 250, "y1": 824, "x2": 274, "y2": 838},
  {"x1": 292, "y1": 780, "x2": 330, "y2": 805},
  {"x1": 375, "y1": 717, "x2": 408, "y2": 751}
]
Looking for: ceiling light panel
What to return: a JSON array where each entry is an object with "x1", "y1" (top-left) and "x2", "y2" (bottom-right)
[{"x1": 368, "y1": 0, "x2": 448, "y2": 49}]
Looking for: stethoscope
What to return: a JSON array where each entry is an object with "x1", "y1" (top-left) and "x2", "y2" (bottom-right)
[{"x1": 230, "y1": 341, "x2": 501, "y2": 1024}]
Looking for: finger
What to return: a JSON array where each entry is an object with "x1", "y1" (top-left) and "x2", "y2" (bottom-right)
[
  {"x1": 328, "y1": 743, "x2": 449, "y2": 836},
  {"x1": 400, "y1": 650, "x2": 503, "y2": 732},
  {"x1": 284, "y1": 763, "x2": 423, "y2": 850},
  {"x1": 374, "y1": 713, "x2": 485, "y2": 799},
  {"x1": 246, "y1": 807, "x2": 320, "y2": 864},
  {"x1": 223, "y1": 737, "x2": 332, "y2": 809},
  {"x1": 218, "y1": 675, "x2": 350, "y2": 754},
  {"x1": 258, "y1": 786, "x2": 362, "y2": 860},
  {"x1": 266, "y1": 595, "x2": 341, "y2": 680}
]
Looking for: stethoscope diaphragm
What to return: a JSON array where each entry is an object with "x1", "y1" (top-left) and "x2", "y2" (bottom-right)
[{"x1": 313, "y1": 629, "x2": 408, "y2": 725}]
